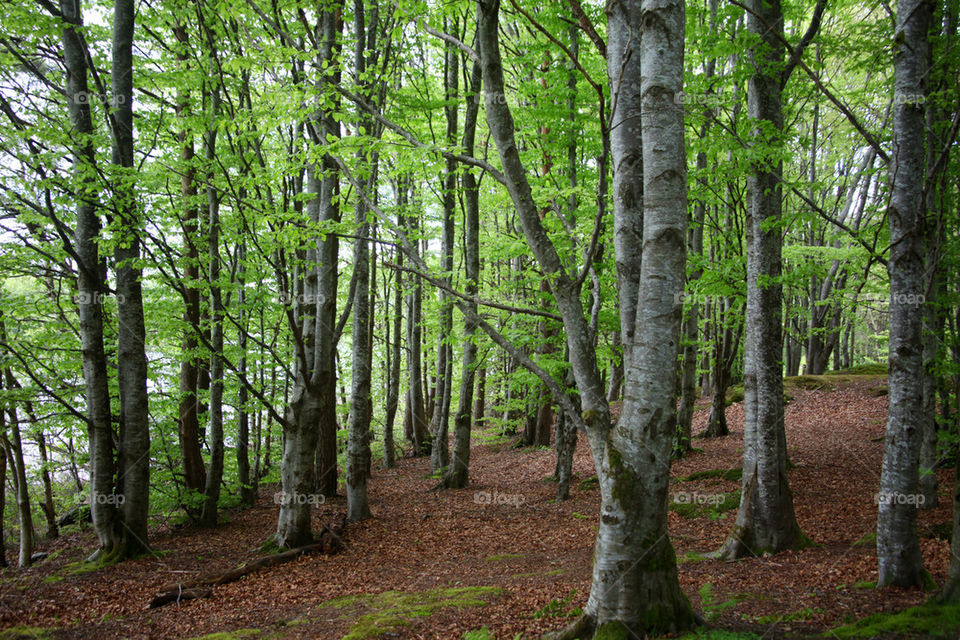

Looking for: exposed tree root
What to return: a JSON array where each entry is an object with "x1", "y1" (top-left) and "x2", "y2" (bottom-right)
[{"x1": 148, "y1": 516, "x2": 344, "y2": 609}]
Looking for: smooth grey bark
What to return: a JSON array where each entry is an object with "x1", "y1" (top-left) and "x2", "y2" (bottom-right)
[
  {"x1": 171, "y1": 17, "x2": 206, "y2": 502},
  {"x1": 111, "y1": 0, "x2": 150, "y2": 557},
  {"x1": 704, "y1": 300, "x2": 741, "y2": 438},
  {"x1": 346, "y1": 0, "x2": 379, "y2": 522},
  {"x1": 61, "y1": 0, "x2": 119, "y2": 559},
  {"x1": 200, "y1": 79, "x2": 224, "y2": 528},
  {"x1": 0, "y1": 421, "x2": 6, "y2": 567},
  {"x1": 429, "y1": 30, "x2": 458, "y2": 471},
  {"x1": 676, "y1": 0, "x2": 716, "y2": 456},
  {"x1": 404, "y1": 187, "x2": 431, "y2": 456},
  {"x1": 443, "y1": 53, "x2": 482, "y2": 490},
  {"x1": 382, "y1": 245, "x2": 403, "y2": 470},
  {"x1": 718, "y1": 0, "x2": 803, "y2": 560},
  {"x1": 277, "y1": 3, "x2": 343, "y2": 547},
  {"x1": 478, "y1": 0, "x2": 696, "y2": 634},
  {"x1": 877, "y1": 0, "x2": 932, "y2": 589},
  {"x1": 1, "y1": 371, "x2": 34, "y2": 567},
  {"x1": 237, "y1": 237, "x2": 254, "y2": 506}
]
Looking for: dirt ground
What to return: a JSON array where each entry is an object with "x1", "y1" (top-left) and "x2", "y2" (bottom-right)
[{"x1": 0, "y1": 375, "x2": 952, "y2": 639}]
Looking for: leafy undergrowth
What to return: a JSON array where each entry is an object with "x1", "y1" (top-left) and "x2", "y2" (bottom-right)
[{"x1": 0, "y1": 375, "x2": 953, "y2": 639}]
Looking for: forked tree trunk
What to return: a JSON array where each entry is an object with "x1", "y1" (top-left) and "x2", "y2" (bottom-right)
[
  {"x1": 479, "y1": 0, "x2": 696, "y2": 634},
  {"x1": 876, "y1": 0, "x2": 931, "y2": 589}
]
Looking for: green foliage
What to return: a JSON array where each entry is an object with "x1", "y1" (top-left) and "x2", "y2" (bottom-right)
[{"x1": 532, "y1": 589, "x2": 582, "y2": 620}]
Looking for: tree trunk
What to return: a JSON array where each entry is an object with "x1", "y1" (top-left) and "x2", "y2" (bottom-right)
[
  {"x1": 61, "y1": 0, "x2": 120, "y2": 559},
  {"x1": 443, "y1": 52, "x2": 482, "y2": 490},
  {"x1": 0, "y1": 421, "x2": 6, "y2": 568},
  {"x1": 876, "y1": 0, "x2": 931, "y2": 589},
  {"x1": 200, "y1": 77, "x2": 224, "y2": 528},
  {"x1": 404, "y1": 188, "x2": 431, "y2": 456},
  {"x1": 1, "y1": 372, "x2": 34, "y2": 567},
  {"x1": 382, "y1": 245, "x2": 403, "y2": 470},
  {"x1": 479, "y1": 0, "x2": 696, "y2": 633},
  {"x1": 718, "y1": 0, "x2": 803, "y2": 560}
]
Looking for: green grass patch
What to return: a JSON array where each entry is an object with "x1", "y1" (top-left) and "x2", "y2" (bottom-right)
[
  {"x1": 827, "y1": 601, "x2": 960, "y2": 638},
  {"x1": 678, "y1": 468, "x2": 742, "y2": 483},
  {"x1": 830, "y1": 363, "x2": 888, "y2": 376},
  {"x1": 0, "y1": 628, "x2": 52, "y2": 640},
  {"x1": 853, "y1": 580, "x2": 875, "y2": 589},
  {"x1": 677, "y1": 551, "x2": 713, "y2": 564},
  {"x1": 184, "y1": 631, "x2": 260, "y2": 640},
  {"x1": 485, "y1": 553, "x2": 523, "y2": 562},
  {"x1": 533, "y1": 589, "x2": 582, "y2": 620},
  {"x1": 316, "y1": 586, "x2": 503, "y2": 640},
  {"x1": 672, "y1": 631, "x2": 760, "y2": 640},
  {"x1": 670, "y1": 490, "x2": 741, "y2": 520},
  {"x1": 744, "y1": 606, "x2": 822, "y2": 624},
  {"x1": 851, "y1": 532, "x2": 876, "y2": 547}
]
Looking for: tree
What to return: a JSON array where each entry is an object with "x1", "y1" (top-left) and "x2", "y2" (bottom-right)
[
  {"x1": 478, "y1": 0, "x2": 696, "y2": 633},
  {"x1": 717, "y1": 0, "x2": 815, "y2": 560},
  {"x1": 876, "y1": 0, "x2": 932, "y2": 589}
]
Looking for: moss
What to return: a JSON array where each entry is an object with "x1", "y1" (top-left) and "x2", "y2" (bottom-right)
[
  {"x1": 184, "y1": 631, "x2": 260, "y2": 640},
  {"x1": 0, "y1": 628, "x2": 52, "y2": 640},
  {"x1": 485, "y1": 553, "x2": 523, "y2": 562},
  {"x1": 851, "y1": 532, "x2": 876, "y2": 547},
  {"x1": 829, "y1": 362, "x2": 888, "y2": 376},
  {"x1": 678, "y1": 468, "x2": 742, "y2": 483},
  {"x1": 258, "y1": 535, "x2": 282, "y2": 555},
  {"x1": 674, "y1": 631, "x2": 760, "y2": 639},
  {"x1": 677, "y1": 551, "x2": 711, "y2": 564},
  {"x1": 670, "y1": 490, "x2": 740, "y2": 520},
  {"x1": 826, "y1": 601, "x2": 960, "y2": 638},
  {"x1": 316, "y1": 586, "x2": 503, "y2": 640},
  {"x1": 852, "y1": 580, "x2": 875, "y2": 589},
  {"x1": 593, "y1": 621, "x2": 630, "y2": 640},
  {"x1": 605, "y1": 445, "x2": 637, "y2": 507},
  {"x1": 578, "y1": 475, "x2": 600, "y2": 491}
]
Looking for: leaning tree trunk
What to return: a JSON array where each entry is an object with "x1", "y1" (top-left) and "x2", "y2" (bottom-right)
[
  {"x1": 876, "y1": 0, "x2": 931, "y2": 589},
  {"x1": 718, "y1": 0, "x2": 803, "y2": 560}
]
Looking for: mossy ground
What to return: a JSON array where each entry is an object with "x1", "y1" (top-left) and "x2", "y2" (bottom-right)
[
  {"x1": 0, "y1": 628, "x2": 51, "y2": 640},
  {"x1": 826, "y1": 601, "x2": 960, "y2": 638},
  {"x1": 670, "y1": 490, "x2": 741, "y2": 519},
  {"x1": 184, "y1": 630, "x2": 261, "y2": 640},
  {"x1": 315, "y1": 586, "x2": 503, "y2": 640}
]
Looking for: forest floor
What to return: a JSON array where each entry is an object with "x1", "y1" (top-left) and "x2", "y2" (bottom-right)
[{"x1": 0, "y1": 373, "x2": 956, "y2": 640}]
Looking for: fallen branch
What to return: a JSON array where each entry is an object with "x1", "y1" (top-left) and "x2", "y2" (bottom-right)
[{"x1": 148, "y1": 516, "x2": 345, "y2": 609}]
